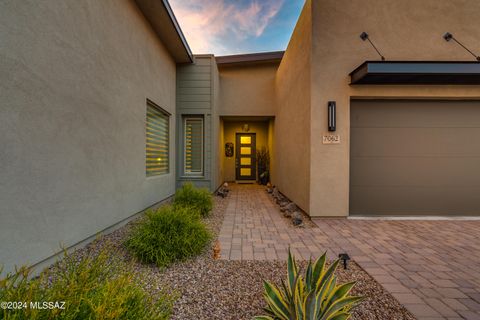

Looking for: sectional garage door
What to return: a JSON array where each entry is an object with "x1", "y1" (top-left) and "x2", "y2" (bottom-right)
[{"x1": 350, "y1": 100, "x2": 480, "y2": 216}]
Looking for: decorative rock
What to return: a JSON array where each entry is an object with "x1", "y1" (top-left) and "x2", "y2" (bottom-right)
[
  {"x1": 271, "y1": 187, "x2": 280, "y2": 199},
  {"x1": 283, "y1": 211, "x2": 292, "y2": 218},
  {"x1": 216, "y1": 188, "x2": 227, "y2": 198},
  {"x1": 216, "y1": 183, "x2": 230, "y2": 198},
  {"x1": 281, "y1": 202, "x2": 297, "y2": 213},
  {"x1": 266, "y1": 183, "x2": 273, "y2": 193},
  {"x1": 279, "y1": 201, "x2": 290, "y2": 210},
  {"x1": 292, "y1": 211, "x2": 303, "y2": 226}
]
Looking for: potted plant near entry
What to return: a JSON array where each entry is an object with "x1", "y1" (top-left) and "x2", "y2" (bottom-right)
[{"x1": 257, "y1": 147, "x2": 270, "y2": 185}]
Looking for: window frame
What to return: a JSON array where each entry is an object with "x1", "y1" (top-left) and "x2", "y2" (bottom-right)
[
  {"x1": 183, "y1": 115, "x2": 204, "y2": 177},
  {"x1": 146, "y1": 99, "x2": 170, "y2": 177}
]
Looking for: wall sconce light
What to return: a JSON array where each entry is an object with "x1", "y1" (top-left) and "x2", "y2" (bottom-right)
[
  {"x1": 338, "y1": 253, "x2": 350, "y2": 270},
  {"x1": 242, "y1": 124, "x2": 250, "y2": 132},
  {"x1": 443, "y1": 32, "x2": 480, "y2": 61},
  {"x1": 328, "y1": 101, "x2": 336, "y2": 132}
]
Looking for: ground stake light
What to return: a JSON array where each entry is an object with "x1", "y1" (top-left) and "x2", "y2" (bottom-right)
[{"x1": 338, "y1": 253, "x2": 350, "y2": 270}]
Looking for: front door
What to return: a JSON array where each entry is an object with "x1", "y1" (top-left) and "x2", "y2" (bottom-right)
[{"x1": 235, "y1": 133, "x2": 256, "y2": 181}]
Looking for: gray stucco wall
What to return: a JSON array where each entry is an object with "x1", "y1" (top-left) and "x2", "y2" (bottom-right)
[{"x1": 0, "y1": 0, "x2": 177, "y2": 274}]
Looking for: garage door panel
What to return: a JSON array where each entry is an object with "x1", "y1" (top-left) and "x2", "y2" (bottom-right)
[
  {"x1": 350, "y1": 186, "x2": 480, "y2": 216},
  {"x1": 351, "y1": 157, "x2": 480, "y2": 187},
  {"x1": 351, "y1": 100, "x2": 480, "y2": 128},
  {"x1": 351, "y1": 128, "x2": 480, "y2": 157},
  {"x1": 350, "y1": 100, "x2": 480, "y2": 216}
]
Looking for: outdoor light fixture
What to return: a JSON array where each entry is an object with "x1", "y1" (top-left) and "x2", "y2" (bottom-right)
[
  {"x1": 360, "y1": 32, "x2": 385, "y2": 61},
  {"x1": 443, "y1": 32, "x2": 480, "y2": 61},
  {"x1": 338, "y1": 253, "x2": 350, "y2": 270},
  {"x1": 328, "y1": 101, "x2": 336, "y2": 132}
]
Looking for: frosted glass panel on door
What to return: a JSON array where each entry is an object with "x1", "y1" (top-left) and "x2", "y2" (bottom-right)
[
  {"x1": 240, "y1": 147, "x2": 251, "y2": 155},
  {"x1": 240, "y1": 136, "x2": 251, "y2": 144},
  {"x1": 240, "y1": 168, "x2": 251, "y2": 176},
  {"x1": 240, "y1": 158, "x2": 251, "y2": 165}
]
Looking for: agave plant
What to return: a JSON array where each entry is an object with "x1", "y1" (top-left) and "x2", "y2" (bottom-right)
[{"x1": 255, "y1": 250, "x2": 362, "y2": 320}]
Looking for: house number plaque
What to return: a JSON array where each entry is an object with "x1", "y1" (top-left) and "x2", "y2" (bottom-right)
[{"x1": 322, "y1": 134, "x2": 340, "y2": 144}]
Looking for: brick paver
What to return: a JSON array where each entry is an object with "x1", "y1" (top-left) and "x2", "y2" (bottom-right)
[{"x1": 218, "y1": 184, "x2": 480, "y2": 320}]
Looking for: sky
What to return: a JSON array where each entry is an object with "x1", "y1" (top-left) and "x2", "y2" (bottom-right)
[{"x1": 169, "y1": 0, "x2": 305, "y2": 56}]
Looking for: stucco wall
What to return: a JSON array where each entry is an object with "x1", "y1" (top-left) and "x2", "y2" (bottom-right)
[
  {"x1": 310, "y1": 0, "x2": 480, "y2": 216},
  {"x1": 0, "y1": 0, "x2": 177, "y2": 273},
  {"x1": 218, "y1": 64, "x2": 277, "y2": 116},
  {"x1": 274, "y1": 0, "x2": 312, "y2": 212}
]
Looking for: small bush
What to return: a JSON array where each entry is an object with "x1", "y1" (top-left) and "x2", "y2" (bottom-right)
[
  {"x1": 0, "y1": 248, "x2": 174, "y2": 320},
  {"x1": 173, "y1": 183, "x2": 213, "y2": 217},
  {"x1": 126, "y1": 206, "x2": 212, "y2": 267}
]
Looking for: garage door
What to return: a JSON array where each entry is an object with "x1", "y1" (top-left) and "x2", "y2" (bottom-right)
[{"x1": 350, "y1": 100, "x2": 480, "y2": 216}]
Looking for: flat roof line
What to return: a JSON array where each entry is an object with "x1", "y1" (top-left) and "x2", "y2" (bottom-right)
[
  {"x1": 216, "y1": 51, "x2": 285, "y2": 65},
  {"x1": 162, "y1": 0, "x2": 193, "y2": 62}
]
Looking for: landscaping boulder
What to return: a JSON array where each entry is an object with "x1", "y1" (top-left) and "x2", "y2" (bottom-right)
[
  {"x1": 216, "y1": 183, "x2": 230, "y2": 198},
  {"x1": 283, "y1": 211, "x2": 292, "y2": 218},
  {"x1": 279, "y1": 200, "x2": 290, "y2": 210},
  {"x1": 275, "y1": 196, "x2": 286, "y2": 205},
  {"x1": 271, "y1": 187, "x2": 280, "y2": 199},
  {"x1": 281, "y1": 202, "x2": 297, "y2": 213},
  {"x1": 292, "y1": 211, "x2": 304, "y2": 227},
  {"x1": 266, "y1": 183, "x2": 273, "y2": 194}
]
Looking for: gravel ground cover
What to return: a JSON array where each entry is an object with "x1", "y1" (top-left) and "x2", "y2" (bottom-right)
[{"x1": 52, "y1": 195, "x2": 415, "y2": 320}]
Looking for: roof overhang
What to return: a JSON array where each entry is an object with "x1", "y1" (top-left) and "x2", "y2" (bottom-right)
[
  {"x1": 350, "y1": 61, "x2": 480, "y2": 85},
  {"x1": 135, "y1": 0, "x2": 193, "y2": 63},
  {"x1": 216, "y1": 51, "x2": 284, "y2": 67}
]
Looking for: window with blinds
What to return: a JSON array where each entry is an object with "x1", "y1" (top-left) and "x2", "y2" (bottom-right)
[
  {"x1": 184, "y1": 117, "x2": 204, "y2": 175},
  {"x1": 146, "y1": 101, "x2": 169, "y2": 177}
]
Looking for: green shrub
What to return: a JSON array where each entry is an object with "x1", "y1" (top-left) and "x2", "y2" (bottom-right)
[
  {"x1": 255, "y1": 250, "x2": 362, "y2": 320},
  {"x1": 126, "y1": 206, "x2": 211, "y2": 268},
  {"x1": 173, "y1": 183, "x2": 213, "y2": 217},
  {"x1": 0, "y1": 248, "x2": 174, "y2": 320}
]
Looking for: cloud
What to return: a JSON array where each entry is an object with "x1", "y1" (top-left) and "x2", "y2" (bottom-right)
[{"x1": 169, "y1": 0, "x2": 285, "y2": 55}]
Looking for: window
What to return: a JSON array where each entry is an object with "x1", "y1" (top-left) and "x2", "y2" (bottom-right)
[
  {"x1": 184, "y1": 117, "x2": 204, "y2": 175},
  {"x1": 146, "y1": 101, "x2": 169, "y2": 176}
]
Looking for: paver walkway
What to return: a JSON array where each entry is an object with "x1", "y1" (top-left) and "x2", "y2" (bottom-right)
[{"x1": 218, "y1": 184, "x2": 480, "y2": 320}]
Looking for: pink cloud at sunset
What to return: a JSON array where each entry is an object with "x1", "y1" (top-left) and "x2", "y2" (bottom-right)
[{"x1": 169, "y1": 0, "x2": 302, "y2": 55}]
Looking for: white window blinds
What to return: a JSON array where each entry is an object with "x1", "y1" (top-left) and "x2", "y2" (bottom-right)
[
  {"x1": 184, "y1": 117, "x2": 203, "y2": 174},
  {"x1": 146, "y1": 102, "x2": 169, "y2": 176}
]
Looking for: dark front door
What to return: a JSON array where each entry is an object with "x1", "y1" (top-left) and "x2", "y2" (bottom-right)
[{"x1": 235, "y1": 133, "x2": 256, "y2": 181}]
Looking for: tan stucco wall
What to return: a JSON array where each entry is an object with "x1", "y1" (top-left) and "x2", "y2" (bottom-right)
[
  {"x1": 310, "y1": 0, "x2": 480, "y2": 216},
  {"x1": 268, "y1": 119, "x2": 275, "y2": 185},
  {"x1": 222, "y1": 122, "x2": 270, "y2": 182},
  {"x1": 274, "y1": 0, "x2": 312, "y2": 212},
  {"x1": 218, "y1": 64, "x2": 278, "y2": 116},
  {"x1": 0, "y1": 0, "x2": 177, "y2": 273}
]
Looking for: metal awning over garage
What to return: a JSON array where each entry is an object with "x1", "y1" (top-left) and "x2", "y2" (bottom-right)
[{"x1": 350, "y1": 61, "x2": 480, "y2": 85}]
